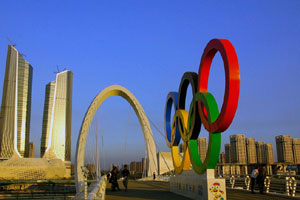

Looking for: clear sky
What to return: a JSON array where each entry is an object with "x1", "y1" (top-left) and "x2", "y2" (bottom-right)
[{"x1": 0, "y1": 1, "x2": 299, "y2": 169}]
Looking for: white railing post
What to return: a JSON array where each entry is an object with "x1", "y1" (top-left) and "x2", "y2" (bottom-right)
[
  {"x1": 290, "y1": 177, "x2": 297, "y2": 197},
  {"x1": 264, "y1": 176, "x2": 271, "y2": 194},
  {"x1": 285, "y1": 177, "x2": 290, "y2": 196},
  {"x1": 230, "y1": 175, "x2": 235, "y2": 189},
  {"x1": 84, "y1": 178, "x2": 88, "y2": 200},
  {"x1": 245, "y1": 176, "x2": 250, "y2": 191}
]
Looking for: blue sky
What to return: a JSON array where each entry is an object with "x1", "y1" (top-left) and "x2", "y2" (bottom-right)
[{"x1": 0, "y1": 1, "x2": 299, "y2": 169}]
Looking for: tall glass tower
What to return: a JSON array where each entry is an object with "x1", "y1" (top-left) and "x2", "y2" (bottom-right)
[
  {"x1": 0, "y1": 45, "x2": 33, "y2": 159},
  {"x1": 41, "y1": 70, "x2": 72, "y2": 161},
  {"x1": 40, "y1": 81, "x2": 55, "y2": 157}
]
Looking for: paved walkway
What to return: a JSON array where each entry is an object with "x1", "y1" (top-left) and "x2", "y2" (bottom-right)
[
  {"x1": 106, "y1": 180, "x2": 295, "y2": 200},
  {"x1": 106, "y1": 181, "x2": 189, "y2": 200}
]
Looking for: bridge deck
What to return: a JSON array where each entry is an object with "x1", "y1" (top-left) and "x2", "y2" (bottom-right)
[{"x1": 106, "y1": 180, "x2": 293, "y2": 200}]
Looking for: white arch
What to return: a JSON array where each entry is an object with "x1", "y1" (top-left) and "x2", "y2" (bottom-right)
[{"x1": 75, "y1": 85, "x2": 158, "y2": 193}]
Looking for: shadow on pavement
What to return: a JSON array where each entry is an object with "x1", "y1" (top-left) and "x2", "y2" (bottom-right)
[{"x1": 106, "y1": 188, "x2": 190, "y2": 200}]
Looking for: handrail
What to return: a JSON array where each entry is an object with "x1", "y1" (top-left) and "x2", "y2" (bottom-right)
[
  {"x1": 74, "y1": 175, "x2": 107, "y2": 200},
  {"x1": 87, "y1": 175, "x2": 107, "y2": 200},
  {"x1": 226, "y1": 175, "x2": 299, "y2": 197},
  {"x1": 220, "y1": 173, "x2": 300, "y2": 178}
]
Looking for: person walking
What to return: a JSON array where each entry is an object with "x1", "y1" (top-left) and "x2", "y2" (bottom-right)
[
  {"x1": 121, "y1": 165, "x2": 130, "y2": 191},
  {"x1": 250, "y1": 166, "x2": 259, "y2": 193},
  {"x1": 257, "y1": 165, "x2": 267, "y2": 194},
  {"x1": 110, "y1": 166, "x2": 121, "y2": 191}
]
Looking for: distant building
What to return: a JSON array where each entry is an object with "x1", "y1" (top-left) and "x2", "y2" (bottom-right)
[
  {"x1": 137, "y1": 161, "x2": 142, "y2": 173},
  {"x1": 264, "y1": 144, "x2": 274, "y2": 164},
  {"x1": 230, "y1": 134, "x2": 247, "y2": 164},
  {"x1": 256, "y1": 141, "x2": 265, "y2": 164},
  {"x1": 28, "y1": 142, "x2": 35, "y2": 158},
  {"x1": 41, "y1": 70, "x2": 73, "y2": 161},
  {"x1": 179, "y1": 143, "x2": 184, "y2": 153},
  {"x1": 141, "y1": 157, "x2": 147, "y2": 174},
  {"x1": 225, "y1": 144, "x2": 231, "y2": 163},
  {"x1": 157, "y1": 152, "x2": 173, "y2": 175},
  {"x1": 40, "y1": 81, "x2": 55, "y2": 157},
  {"x1": 246, "y1": 138, "x2": 257, "y2": 164},
  {"x1": 292, "y1": 138, "x2": 300, "y2": 164},
  {"x1": 219, "y1": 152, "x2": 226, "y2": 164},
  {"x1": 0, "y1": 45, "x2": 33, "y2": 159},
  {"x1": 129, "y1": 161, "x2": 136, "y2": 173},
  {"x1": 130, "y1": 161, "x2": 142, "y2": 173},
  {"x1": 276, "y1": 135, "x2": 294, "y2": 163},
  {"x1": 197, "y1": 137, "x2": 207, "y2": 162}
]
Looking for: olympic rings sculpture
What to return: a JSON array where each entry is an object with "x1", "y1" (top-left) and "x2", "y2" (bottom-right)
[{"x1": 164, "y1": 39, "x2": 240, "y2": 175}]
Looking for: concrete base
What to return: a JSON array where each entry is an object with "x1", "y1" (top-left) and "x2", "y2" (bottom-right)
[
  {"x1": 0, "y1": 154, "x2": 69, "y2": 180},
  {"x1": 170, "y1": 169, "x2": 226, "y2": 200}
]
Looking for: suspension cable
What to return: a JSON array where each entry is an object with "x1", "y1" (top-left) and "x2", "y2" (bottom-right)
[
  {"x1": 100, "y1": 106, "x2": 105, "y2": 173},
  {"x1": 148, "y1": 117, "x2": 165, "y2": 138},
  {"x1": 123, "y1": 105, "x2": 131, "y2": 167},
  {"x1": 96, "y1": 108, "x2": 100, "y2": 180},
  {"x1": 140, "y1": 111, "x2": 172, "y2": 174},
  {"x1": 148, "y1": 129, "x2": 172, "y2": 173},
  {"x1": 146, "y1": 115, "x2": 173, "y2": 174},
  {"x1": 131, "y1": 98, "x2": 158, "y2": 176}
]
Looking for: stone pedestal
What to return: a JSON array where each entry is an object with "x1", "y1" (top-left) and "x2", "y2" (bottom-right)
[{"x1": 170, "y1": 169, "x2": 226, "y2": 200}]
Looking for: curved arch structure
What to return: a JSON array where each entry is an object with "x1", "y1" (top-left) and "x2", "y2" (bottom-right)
[{"x1": 75, "y1": 85, "x2": 158, "y2": 193}]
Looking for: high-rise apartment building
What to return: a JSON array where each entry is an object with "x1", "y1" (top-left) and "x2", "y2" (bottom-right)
[
  {"x1": 276, "y1": 135, "x2": 294, "y2": 163},
  {"x1": 179, "y1": 143, "x2": 184, "y2": 153},
  {"x1": 40, "y1": 81, "x2": 55, "y2": 157},
  {"x1": 197, "y1": 137, "x2": 207, "y2": 162},
  {"x1": 28, "y1": 142, "x2": 35, "y2": 158},
  {"x1": 130, "y1": 161, "x2": 143, "y2": 173},
  {"x1": 130, "y1": 162, "x2": 136, "y2": 173},
  {"x1": 264, "y1": 144, "x2": 274, "y2": 164},
  {"x1": 219, "y1": 152, "x2": 226, "y2": 164},
  {"x1": 292, "y1": 138, "x2": 300, "y2": 164},
  {"x1": 256, "y1": 141, "x2": 265, "y2": 164},
  {"x1": 0, "y1": 45, "x2": 33, "y2": 159},
  {"x1": 41, "y1": 70, "x2": 72, "y2": 161},
  {"x1": 225, "y1": 144, "x2": 231, "y2": 163},
  {"x1": 246, "y1": 138, "x2": 257, "y2": 164},
  {"x1": 230, "y1": 134, "x2": 247, "y2": 164}
]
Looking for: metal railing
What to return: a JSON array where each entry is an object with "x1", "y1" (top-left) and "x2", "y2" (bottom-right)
[
  {"x1": 87, "y1": 175, "x2": 107, "y2": 200},
  {"x1": 225, "y1": 174, "x2": 299, "y2": 197},
  {"x1": 74, "y1": 175, "x2": 107, "y2": 200}
]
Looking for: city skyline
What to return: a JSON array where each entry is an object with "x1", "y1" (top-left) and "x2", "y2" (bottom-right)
[
  {"x1": 0, "y1": 45, "x2": 73, "y2": 163},
  {"x1": 0, "y1": 1, "x2": 299, "y2": 168},
  {"x1": 223, "y1": 134, "x2": 300, "y2": 166}
]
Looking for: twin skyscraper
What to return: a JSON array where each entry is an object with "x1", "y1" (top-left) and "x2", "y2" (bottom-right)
[{"x1": 0, "y1": 45, "x2": 72, "y2": 162}]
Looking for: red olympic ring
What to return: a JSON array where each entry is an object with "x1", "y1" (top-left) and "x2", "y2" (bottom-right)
[{"x1": 198, "y1": 39, "x2": 240, "y2": 133}]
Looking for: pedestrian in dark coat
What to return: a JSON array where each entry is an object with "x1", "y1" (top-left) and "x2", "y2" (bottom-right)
[
  {"x1": 121, "y1": 165, "x2": 130, "y2": 191},
  {"x1": 257, "y1": 165, "x2": 267, "y2": 194},
  {"x1": 110, "y1": 166, "x2": 121, "y2": 191}
]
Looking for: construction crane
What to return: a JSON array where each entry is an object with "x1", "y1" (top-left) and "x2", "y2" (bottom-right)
[
  {"x1": 6, "y1": 37, "x2": 16, "y2": 47},
  {"x1": 53, "y1": 65, "x2": 66, "y2": 74},
  {"x1": 6, "y1": 37, "x2": 27, "y2": 57}
]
